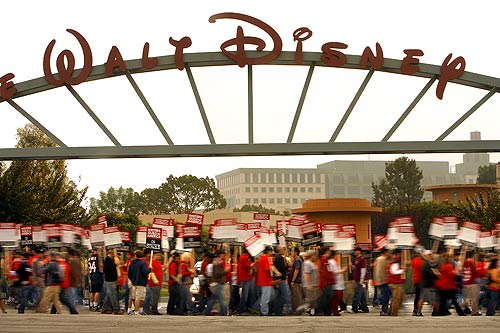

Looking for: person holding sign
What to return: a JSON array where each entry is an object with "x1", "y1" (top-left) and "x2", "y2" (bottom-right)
[
  {"x1": 127, "y1": 250, "x2": 151, "y2": 315},
  {"x1": 255, "y1": 246, "x2": 279, "y2": 316},
  {"x1": 388, "y1": 249, "x2": 405, "y2": 316},
  {"x1": 461, "y1": 252, "x2": 481, "y2": 316},
  {"x1": 144, "y1": 252, "x2": 163, "y2": 315}
]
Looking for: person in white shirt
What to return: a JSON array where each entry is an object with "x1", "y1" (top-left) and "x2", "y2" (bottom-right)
[{"x1": 329, "y1": 250, "x2": 347, "y2": 316}]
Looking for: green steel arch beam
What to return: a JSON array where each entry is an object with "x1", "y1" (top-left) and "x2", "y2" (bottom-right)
[{"x1": 1, "y1": 51, "x2": 499, "y2": 161}]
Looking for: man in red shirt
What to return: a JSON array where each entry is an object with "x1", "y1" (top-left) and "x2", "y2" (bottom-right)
[
  {"x1": 166, "y1": 251, "x2": 181, "y2": 315},
  {"x1": 237, "y1": 248, "x2": 254, "y2": 315},
  {"x1": 351, "y1": 247, "x2": 369, "y2": 313},
  {"x1": 145, "y1": 252, "x2": 163, "y2": 315},
  {"x1": 411, "y1": 252, "x2": 424, "y2": 316},
  {"x1": 256, "y1": 246, "x2": 279, "y2": 316}
]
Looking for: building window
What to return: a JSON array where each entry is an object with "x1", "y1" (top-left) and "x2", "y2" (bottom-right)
[
  {"x1": 285, "y1": 198, "x2": 290, "y2": 204},
  {"x1": 270, "y1": 173, "x2": 275, "y2": 183},
  {"x1": 292, "y1": 187, "x2": 298, "y2": 193},
  {"x1": 308, "y1": 187, "x2": 313, "y2": 193},
  {"x1": 316, "y1": 187, "x2": 321, "y2": 193},
  {"x1": 434, "y1": 194, "x2": 439, "y2": 201},
  {"x1": 277, "y1": 198, "x2": 282, "y2": 204},
  {"x1": 253, "y1": 198, "x2": 259, "y2": 204},
  {"x1": 270, "y1": 198, "x2": 275, "y2": 204},
  {"x1": 300, "y1": 173, "x2": 305, "y2": 183},
  {"x1": 269, "y1": 187, "x2": 274, "y2": 193},
  {"x1": 253, "y1": 187, "x2": 259, "y2": 193},
  {"x1": 293, "y1": 198, "x2": 298, "y2": 204},
  {"x1": 277, "y1": 187, "x2": 282, "y2": 193},
  {"x1": 245, "y1": 187, "x2": 250, "y2": 193},
  {"x1": 261, "y1": 187, "x2": 267, "y2": 193},
  {"x1": 261, "y1": 198, "x2": 267, "y2": 204},
  {"x1": 300, "y1": 187, "x2": 306, "y2": 193},
  {"x1": 285, "y1": 187, "x2": 290, "y2": 193}
]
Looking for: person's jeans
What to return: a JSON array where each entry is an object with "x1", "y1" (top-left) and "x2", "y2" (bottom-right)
[
  {"x1": 229, "y1": 284, "x2": 241, "y2": 312},
  {"x1": 150, "y1": 286, "x2": 160, "y2": 314},
  {"x1": 486, "y1": 290, "x2": 499, "y2": 316},
  {"x1": 179, "y1": 284, "x2": 195, "y2": 314},
  {"x1": 259, "y1": 286, "x2": 274, "y2": 316},
  {"x1": 167, "y1": 283, "x2": 180, "y2": 315},
  {"x1": 352, "y1": 281, "x2": 368, "y2": 312},
  {"x1": 16, "y1": 285, "x2": 30, "y2": 313},
  {"x1": 102, "y1": 281, "x2": 120, "y2": 313},
  {"x1": 372, "y1": 285, "x2": 381, "y2": 306},
  {"x1": 380, "y1": 284, "x2": 391, "y2": 314},
  {"x1": 238, "y1": 280, "x2": 254, "y2": 313},
  {"x1": 68, "y1": 287, "x2": 82, "y2": 307},
  {"x1": 143, "y1": 285, "x2": 151, "y2": 313},
  {"x1": 51, "y1": 288, "x2": 78, "y2": 314},
  {"x1": 413, "y1": 284, "x2": 421, "y2": 313},
  {"x1": 203, "y1": 283, "x2": 227, "y2": 316},
  {"x1": 274, "y1": 280, "x2": 291, "y2": 315}
]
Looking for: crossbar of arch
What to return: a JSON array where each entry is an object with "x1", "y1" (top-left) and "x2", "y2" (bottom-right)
[{"x1": 1, "y1": 51, "x2": 499, "y2": 161}]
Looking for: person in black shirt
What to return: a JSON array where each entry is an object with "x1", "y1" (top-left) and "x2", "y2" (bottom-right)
[
  {"x1": 273, "y1": 246, "x2": 291, "y2": 315},
  {"x1": 101, "y1": 249, "x2": 123, "y2": 314},
  {"x1": 15, "y1": 252, "x2": 31, "y2": 314}
]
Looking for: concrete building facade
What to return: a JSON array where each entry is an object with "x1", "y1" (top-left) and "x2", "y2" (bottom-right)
[{"x1": 215, "y1": 168, "x2": 326, "y2": 213}]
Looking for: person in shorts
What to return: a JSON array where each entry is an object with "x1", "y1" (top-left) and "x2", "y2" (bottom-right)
[
  {"x1": 127, "y1": 250, "x2": 151, "y2": 315},
  {"x1": 88, "y1": 249, "x2": 104, "y2": 311}
]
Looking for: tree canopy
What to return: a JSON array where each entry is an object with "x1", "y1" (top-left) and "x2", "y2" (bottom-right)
[
  {"x1": 477, "y1": 164, "x2": 497, "y2": 184},
  {"x1": 372, "y1": 157, "x2": 424, "y2": 208},
  {"x1": 0, "y1": 124, "x2": 88, "y2": 225},
  {"x1": 89, "y1": 174, "x2": 226, "y2": 216}
]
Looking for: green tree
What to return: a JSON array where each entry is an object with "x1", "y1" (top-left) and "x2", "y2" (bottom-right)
[
  {"x1": 140, "y1": 187, "x2": 174, "y2": 215},
  {"x1": 0, "y1": 124, "x2": 88, "y2": 225},
  {"x1": 159, "y1": 175, "x2": 226, "y2": 214},
  {"x1": 452, "y1": 192, "x2": 500, "y2": 231},
  {"x1": 233, "y1": 204, "x2": 279, "y2": 215},
  {"x1": 372, "y1": 157, "x2": 424, "y2": 208},
  {"x1": 477, "y1": 164, "x2": 496, "y2": 184},
  {"x1": 89, "y1": 186, "x2": 142, "y2": 215}
]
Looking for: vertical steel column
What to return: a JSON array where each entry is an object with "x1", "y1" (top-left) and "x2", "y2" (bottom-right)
[{"x1": 248, "y1": 65, "x2": 254, "y2": 144}]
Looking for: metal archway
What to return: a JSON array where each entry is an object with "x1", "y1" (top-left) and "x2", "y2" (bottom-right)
[{"x1": 1, "y1": 51, "x2": 499, "y2": 160}]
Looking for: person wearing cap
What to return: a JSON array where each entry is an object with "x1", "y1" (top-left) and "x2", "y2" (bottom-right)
[
  {"x1": 351, "y1": 247, "x2": 369, "y2": 313},
  {"x1": 255, "y1": 245, "x2": 280, "y2": 316}
]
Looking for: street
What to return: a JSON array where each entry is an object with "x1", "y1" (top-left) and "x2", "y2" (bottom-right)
[{"x1": 0, "y1": 307, "x2": 498, "y2": 333}]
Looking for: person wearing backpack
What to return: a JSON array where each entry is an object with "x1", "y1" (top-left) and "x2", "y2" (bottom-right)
[{"x1": 38, "y1": 252, "x2": 62, "y2": 314}]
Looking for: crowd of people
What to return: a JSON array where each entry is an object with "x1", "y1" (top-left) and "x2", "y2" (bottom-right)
[{"x1": 0, "y1": 244, "x2": 499, "y2": 317}]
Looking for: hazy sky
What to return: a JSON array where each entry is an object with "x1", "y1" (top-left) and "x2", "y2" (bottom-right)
[{"x1": 0, "y1": 0, "x2": 499, "y2": 203}]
